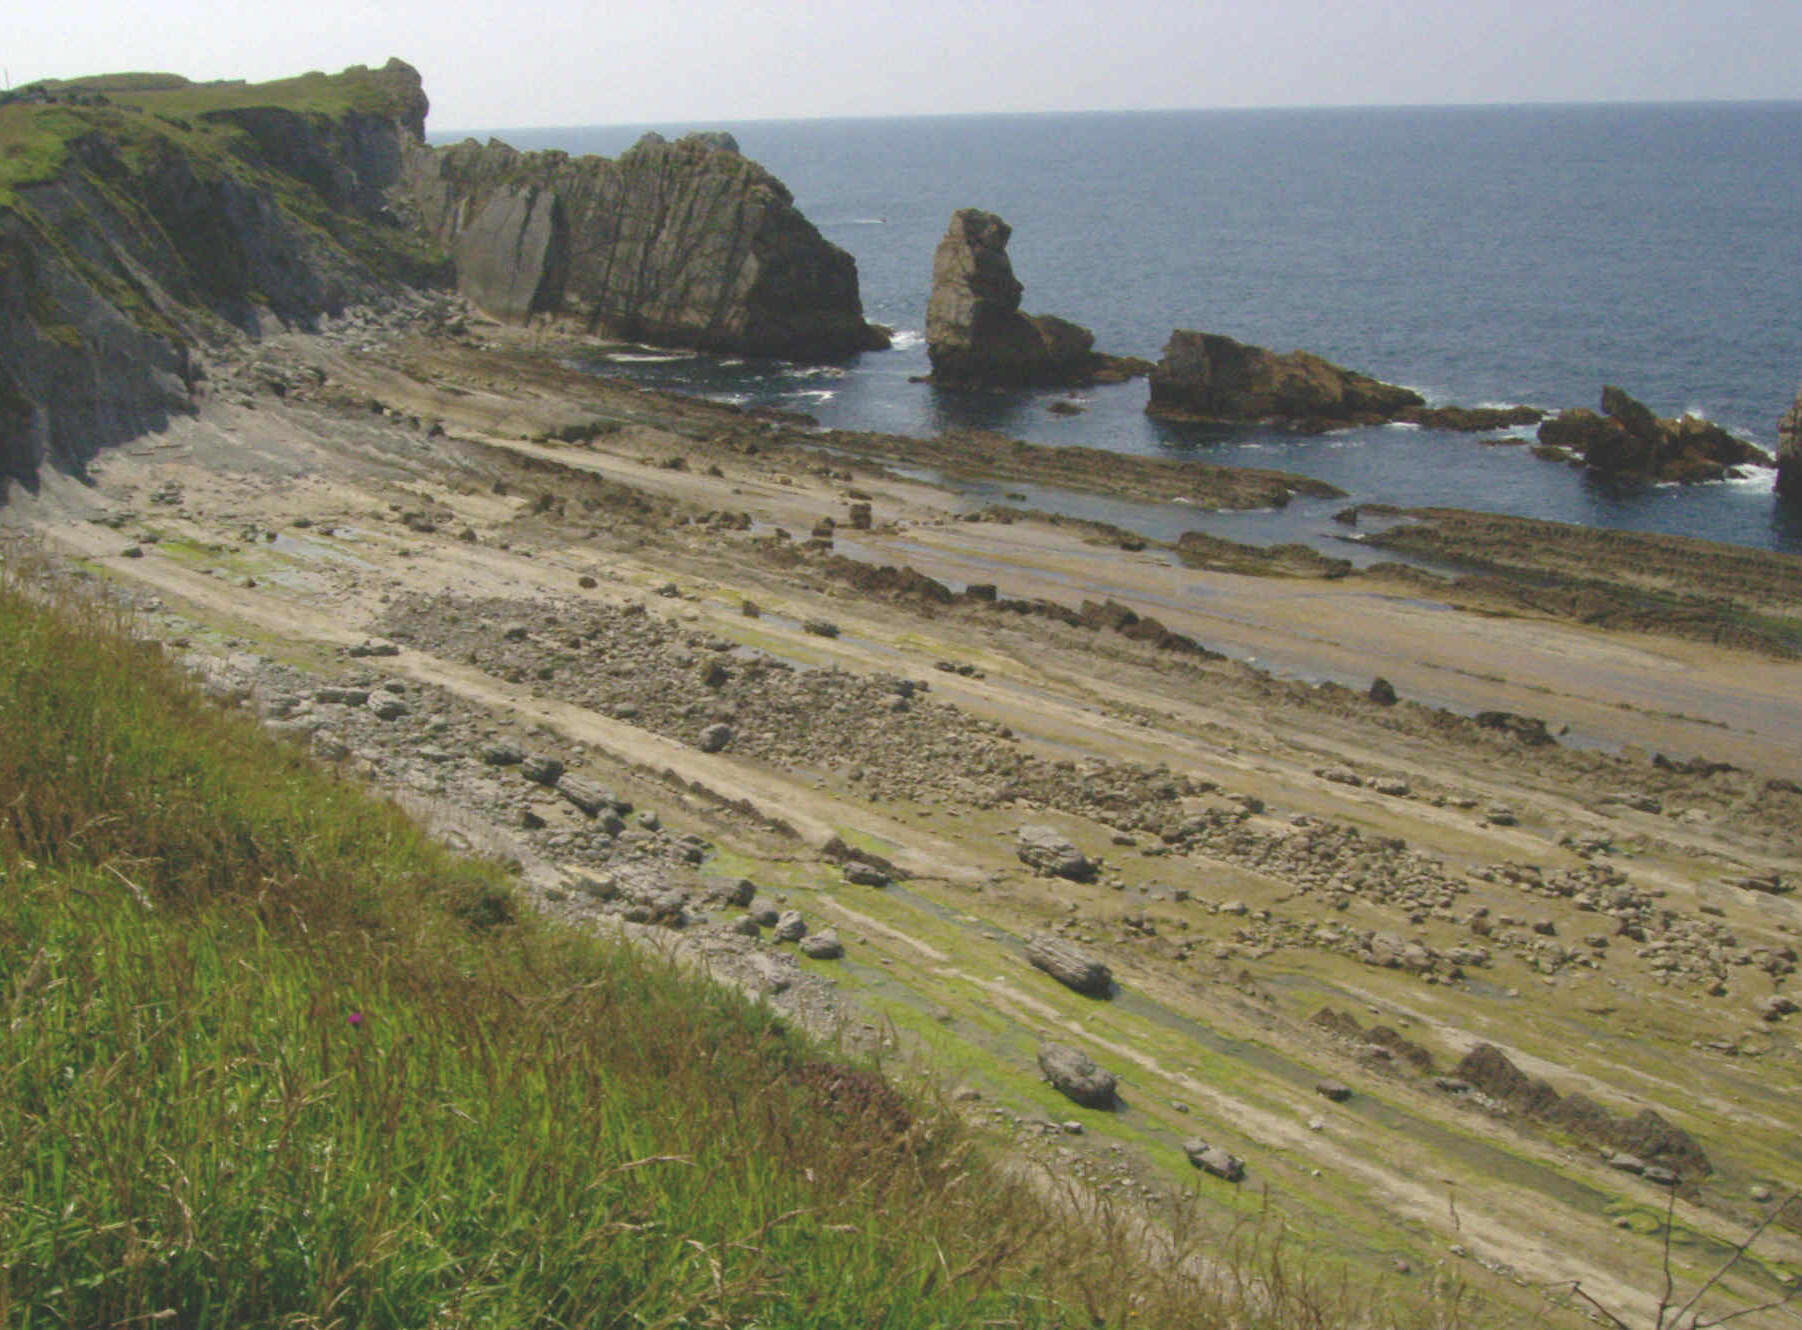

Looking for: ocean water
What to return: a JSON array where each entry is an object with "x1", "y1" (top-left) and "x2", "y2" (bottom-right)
[{"x1": 435, "y1": 103, "x2": 1802, "y2": 554}]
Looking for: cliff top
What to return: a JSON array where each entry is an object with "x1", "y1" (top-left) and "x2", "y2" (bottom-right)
[{"x1": 0, "y1": 58, "x2": 428, "y2": 202}]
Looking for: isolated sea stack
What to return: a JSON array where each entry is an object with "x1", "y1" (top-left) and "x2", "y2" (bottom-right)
[
  {"x1": 1778, "y1": 381, "x2": 1802, "y2": 503},
  {"x1": 402, "y1": 131, "x2": 889, "y2": 359},
  {"x1": 925, "y1": 209, "x2": 1143, "y2": 388},
  {"x1": 1145, "y1": 330, "x2": 1423, "y2": 431},
  {"x1": 1536, "y1": 386, "x2": 1771, "y2": 484}
]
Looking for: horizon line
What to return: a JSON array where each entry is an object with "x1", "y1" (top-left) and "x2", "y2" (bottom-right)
[{"x1": 433, "y1": 94, "x2": 1802, "y2": 138}]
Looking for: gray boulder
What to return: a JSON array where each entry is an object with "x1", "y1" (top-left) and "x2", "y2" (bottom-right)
[
  {"x1": 697, "y1": 723, "x2": 733, "y2": 754},
  {"x1": 1024, "y1": 932, "x2": 1113, "y2": 996},
  {"x1": 1016, "y1": 825, "x2": 1095, "y2": 881},
  {"x1": 1036, "y1": 1042, "x2": 1117, "y2": 1108},
  {"x1": 1182, "y1": 1139, "x2": 1246, "y2": 1182},
  {"x1": 799, "y1": 929, "x2": 843, "y2": 959}
]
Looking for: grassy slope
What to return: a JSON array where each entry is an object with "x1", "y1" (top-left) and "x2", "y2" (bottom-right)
[{"x1": 0, "y1": 569, "x2": 1415, "y2": 1328}]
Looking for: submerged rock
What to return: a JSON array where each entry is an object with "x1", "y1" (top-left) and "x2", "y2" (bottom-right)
[
  {"x1": 925, "y1": 209, "x2": 1144, "y2": 388},
  {"x1": 1145, "y1": 330, "x2": 1423, "y2": 430}
]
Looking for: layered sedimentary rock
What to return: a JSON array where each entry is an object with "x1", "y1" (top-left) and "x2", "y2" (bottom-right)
[
  {"x1": 925, "y1": 209, "x2": 1142, "y2": 387},
  {"x1": 401, "y1": 132, "x2": 887, "y2": 358},
  {"x1": 0, "y1": 60, "x2": 441, "y2": 490},
  {"x1": 1537, "y1": 385, "x2": 1771, "y2": 484},
  {"x1": 1145, "y1": 330, "x2": 1423, "y2": 430},
  {"x1": 1779, "y1": 383, "x2": 1802, "y2": 503}
]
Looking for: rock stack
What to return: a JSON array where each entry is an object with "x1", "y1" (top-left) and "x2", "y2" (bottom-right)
[
  {"x1": 1536, "y1": 385, "x2": 1771, "y2": 484},
  {"x1": 925, "y1": 209, "x2": 1142, "y2": 388},
  {"x1": 1778, "y1": 382, "x2": 1801, "y2": 503}
]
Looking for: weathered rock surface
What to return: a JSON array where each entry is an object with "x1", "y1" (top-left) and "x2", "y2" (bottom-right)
[
  {"x1": 1537, "y1": 386, "x2": 1771, "y2": 484},
  {"x1": 402, "y1": 132, "x2": 887, "y2": 358},
  {"x1": 1778, "y1": 381, "x2": 1802, "y2": 504},
  {"x1": 1146, "y1": 330, "x2": 1423, "y2": 430},
  {"x1": 1182, "y1": 1139, "x2": 1246, "y2": 1182},
  {"x1": 1037, "y1": 1042, "x2": 1117, "y2": 1108},
  {"x1": 1024, "y1": 932, "x2": 1113, "y2": 996},
  {"x1": 925, "y1": 210, "x2": 1142, "y2": 388},
  {"x1": 1016, "y1": 824, "x2": 1096, "y2": 881}
]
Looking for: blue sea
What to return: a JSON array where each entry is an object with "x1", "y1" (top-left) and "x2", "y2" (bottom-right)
[{"x1": 435, "y1": 103, "x2": 1802, "y2": 554}]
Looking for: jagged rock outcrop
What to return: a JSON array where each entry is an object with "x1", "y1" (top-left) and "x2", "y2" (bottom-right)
[
  {"x1": 925, "y1": 210, "x2": 1144, "y2": 388},
  {"x1": 1778, "y1": 382, "x2": 1802, "y2": 503},
  {"x1": 1146, "y1": 330, "x2": 1424, "y2": 430},
  {"x1": 1537, "y1": 385, "x2": 1771, "y2": 484},
  {"x1": 401, "y1": 132, "x2": 887, "y2": 358},
  {"x1": 0, "y1": 60, "x2": 445, "y2": 491}
]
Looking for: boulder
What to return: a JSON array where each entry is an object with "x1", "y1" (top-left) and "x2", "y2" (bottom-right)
[
  {"x1": 1037, "y1": 1042, "x2": 1117, "y2": 1108},
  {"x1": 1016, "y1": 825, "x2": 1096, "y2": 881},
  {"x1": 1024, "y1": 933, "x2": 1113, "y2": 996},
  {"x1": 1182, "y1": 1139, "x2": 1246, "y2": 1182},
  {"x1": 925, "y1": 210, "x2": 1136, "y2": 388},
  {"x1": 1779, "y1": 382, "x2": 1802, "y2": 504},
  {"x1": 1537, "y1": 386, "x2": 1771, "y2": 484},
  {"x1": 404, "y1": 132, "x2": 888, "y2": 358},
  {"x1": 1146, "y1": 330, "x2": 1423, "y2": 430}
]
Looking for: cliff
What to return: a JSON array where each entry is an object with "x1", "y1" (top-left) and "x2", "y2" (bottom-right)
[
  {"x1": 400, "y1": 132, "x2": 888, "y2": 359},
  {"x1": 924, "y1": 209, "x2": 1142, "y2": 388},
  {"x1": 1146, "y1": 329, "x2": 1423, "y2": 430},
  {"x1": 0, "y1": 60, "x2": 446, "y2": 489}
]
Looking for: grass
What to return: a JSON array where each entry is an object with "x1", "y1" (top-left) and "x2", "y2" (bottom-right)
[{"x1": 0, "y1": 563, "x2": 1469, "y2": 1329}]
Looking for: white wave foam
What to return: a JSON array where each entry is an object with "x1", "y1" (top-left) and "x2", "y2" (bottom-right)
[
  {"x1": 609, "y1": 351, "x2": 695, "y2": 363},
  {"x1": 887, "y1": 329, "x2": 925, "y2": 351},
  {"x1": 790, "y1": 389, "x2": 837, "y2": 404},
  {"x1": 1721, "y1": 464, "x2": 1777, "y2": 491},
  {"x1": 790, "y1": 365, "x2": 845, "y2": 380},
  {"x1": 706, "y1": 391, "x2": 751, "y2": 406},
  {"x1": 1385, "y1": 421, "x2": 1422, "y2": 432}
]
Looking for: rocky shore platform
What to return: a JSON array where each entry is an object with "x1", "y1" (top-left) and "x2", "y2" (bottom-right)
[{"x1": 7, "y1": 303, "x2": 1801, "y2": 1325}]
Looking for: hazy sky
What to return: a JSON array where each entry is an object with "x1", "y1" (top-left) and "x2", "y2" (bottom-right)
[{"x1": 12, "y1": 0, "x2": 1800, "y2": 129}]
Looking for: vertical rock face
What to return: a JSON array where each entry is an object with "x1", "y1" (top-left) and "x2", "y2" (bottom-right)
[
  {"x1": 402, "y1": 133, "x2": 888, "y2": 359},
  {"x1": 1146, "y1": 329, "x2": 1423, "y2": 430},
  {"x1": 1779, "y1": 383, "x2": 1802, "y2": 503},
  {"x1": 924, "y1": 209, "x2": 1115, "y2": 387}
]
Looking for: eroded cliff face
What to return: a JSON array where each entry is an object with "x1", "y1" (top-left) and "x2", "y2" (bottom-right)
[
  {"x1": 0, "y1": 59, "x2": 445, "y2": 490},
  {"x1": 401, "y1": 132, "x2": 887, "y2": 359}
]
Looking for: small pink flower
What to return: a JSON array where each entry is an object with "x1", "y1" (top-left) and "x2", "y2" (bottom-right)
[{"x1": 347, "y1": 1010, "x2": 366, "y2": 1028}]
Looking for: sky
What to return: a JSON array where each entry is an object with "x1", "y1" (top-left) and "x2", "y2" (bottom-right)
[{"x1": 11, "y1": 0, "x2": 1801, "y2": 130}]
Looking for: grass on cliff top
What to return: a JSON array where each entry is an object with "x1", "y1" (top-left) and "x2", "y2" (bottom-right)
[
  {"x1": 0, "y1": 60, "x2": 418, "y2": 201},
  {"x1": 0, "y1": 563, "x2": 1450, "y2": 1330}
]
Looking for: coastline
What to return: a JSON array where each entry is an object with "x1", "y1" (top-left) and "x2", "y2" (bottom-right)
[{"x1": 8, "y1": 308, "x2": 1801, "y2": 1323}]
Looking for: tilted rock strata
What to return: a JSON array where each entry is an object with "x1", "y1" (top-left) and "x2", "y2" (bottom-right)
[
  {"x1": 925, "y1": 209, "x2": 1143, "y2": 388},
  {"x1": 0, "y1": 59, "x2": 444, "y2": 489},
  {"x1": 401, "y1": 132, "x2": 888, "y2": 358},
  {"x1": 1778, "y1": 381, "x2": 1801, "y2": 503},
  {"x1": 1537, "y1": 385, "x2": 1771, "y2": 484},
  {"x1": 1145, "y1": 329, "x2": 1424, "y2": 430}
]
